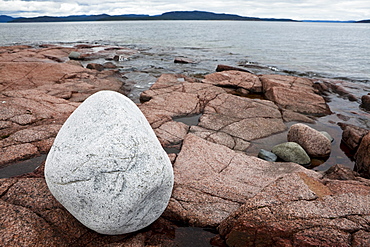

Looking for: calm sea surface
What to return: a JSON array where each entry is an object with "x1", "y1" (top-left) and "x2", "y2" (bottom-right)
[{"x1": 1, "y1": 20, "x2": 369, "y2": 82}]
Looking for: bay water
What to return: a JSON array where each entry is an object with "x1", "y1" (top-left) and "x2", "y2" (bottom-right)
[{"x1": 1, "y1": 20, "x2": 369, "y2": 82}]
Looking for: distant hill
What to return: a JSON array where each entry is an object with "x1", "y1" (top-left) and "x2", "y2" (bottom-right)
[
  {"x1": 302, "y1": 20, "x2": 356, "y2": 23},
  {"x1": 11, "y1": 14, "x2": 152, "y2": 22},
  {"x1": 0, "y1": 15, "x2": 14, "y2": 23},
  {"x1": 150, "y1": 11, "x2": 260, "y2": 21},
  {"x1": 357, "y1": 19, "x2": 370, "y2": 23},
  {"x1": 98, "y1": 14, "x2": 151, "y2": 21},
  {"x1": 10, "y1": 11, "x2": 297, "y2": 23},
  {"x1": 11, "y1": 14, "x2": 111, "y2": 22}
]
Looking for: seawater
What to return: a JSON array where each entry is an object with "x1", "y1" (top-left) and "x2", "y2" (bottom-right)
[{"x1": 1, "y1": 20, "x2": 369, "y2": 82}]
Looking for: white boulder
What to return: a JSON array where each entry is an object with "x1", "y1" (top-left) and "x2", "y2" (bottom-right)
[{"x1": 45, "y1": 90, "x2": 174, "y2": 235}]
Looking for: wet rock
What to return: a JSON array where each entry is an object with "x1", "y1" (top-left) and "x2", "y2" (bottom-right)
[
  {"x1": 313, "y1": 79, "x2": 359, "y2": 102},
  {"x1": 174, "y1": 57, "x2": 196, "y2": 64},
  {"x1": 203, "y1": 70, "x2": 262, "y2": 93},
  {"x1": 106, "y1": 48, "x2": 138, "y2": 62},
  {"x1": 331, "y1": 83, "x2": 358, "y2": 101},
  {"x1": 103, "y1": 62, "x2": 117, "y2": 69},
  {"x1": 271, "y1": 142, "x2": 311, "y2": 165},
  {"x1": 113, "y1": 54, "x2": 127, "y2": 61},
  {"x1": 68, "y1": 51, "x2": 82, "y2": 60},
  {"x1": 215, "y1": 64, "x2": 253, "y2": 73},
  {"x1": 354, "y1": 133, "x2": 370, "y2": 178},
  {"x1": 38, "y1": 47, "x2": 72, "y2": 63},
  {"x1": 260, "y1": 74, "x2": 331, "y2": 116},
  {"x1": 258, "y1": 149, "x2": 277, "y2": 162},
  {"x1": 281, "y1": 109, "x2": 316, "y2": 123},
  {"x1": 45, "y1": 91, "x2": 174, "y2": 235},
  {"x1": 218, "y1": 172, "x2": 370, "y2": 247},
  {"x1": 321, "y1": 130, "x2": 334, "y2": 142},
  {"x1": 165, "y1": 134, "x2": 319, "y2": 227},
  {"x1": 288, "y1": 123, "x2": 331, "y2": 157},
  {"x1": 324, "y1": 164, "x2": 359, "y2": 180},
  {"x1": 86, "y1": 63, "x2": 104, "y2": 71},
  {"x1": 362, "y1": 94, "x2": 370, "y2": 111},
  {"x1": 0, "y1": 144, "x2": 38, "y2": 167},
  {"x1": 72, "y1": 46, "x2": 136, "y2": 62},
  {"x1": 338, "y1": 123, "x2": 369, "y2": 151},
  {"x1": 337, "y1": 113, "x2": 351, "y2": 121}
]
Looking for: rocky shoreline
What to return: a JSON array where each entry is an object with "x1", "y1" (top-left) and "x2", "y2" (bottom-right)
[{"x1": 1, "y1": 44, "x2": 370, "y2": 246}]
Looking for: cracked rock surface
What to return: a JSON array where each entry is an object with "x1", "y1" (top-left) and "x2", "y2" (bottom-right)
[
  {"x1": 164, "y1": 134, "x2": 320, "y2": 227},
  {"x1": 1, "y1": 45, "x2": 370, "y2": 246},
  {"x1": 0, "y1": 45, "x2": 129, "y2": 167},
  {"x1": 260, "y1": 74, "x2": 332, "y2": 116},
  {"x1": 218, "y1": 166, "x2": 370, "y2": 246},
  {"x1": 0, "y1": 172, "x2": 179, "y2": 246}
]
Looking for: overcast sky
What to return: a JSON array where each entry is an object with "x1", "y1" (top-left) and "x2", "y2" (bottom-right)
[{"x1": 1, "y1": 0, "x2": 369, "y2": 21}]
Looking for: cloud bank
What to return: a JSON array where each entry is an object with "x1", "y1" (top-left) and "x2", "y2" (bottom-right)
[{"x1": 0, "y1": 0, "x2": 369, "y2": 21}]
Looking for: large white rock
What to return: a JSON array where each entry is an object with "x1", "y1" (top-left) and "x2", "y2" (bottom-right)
[{"x1": 44, "y1": 90, "x2": 174, "y2": 235}]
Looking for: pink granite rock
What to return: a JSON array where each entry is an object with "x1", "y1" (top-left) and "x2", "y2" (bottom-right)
[
  {"x1": 0, "y1": 175, "x2": 178, "y2": 246},
  {"x1": 203, "y1": 70, "x2": 262, "y2": 93},
  {"x1": 2, "y1": 45, "x2": 370, "y2": 246},
  {"x1": 0, "y1": 144, "x2": 38, "y2": 167},
  {"x1": 218, "y1": 170, "x2": 370, "y2": 246},
  {"x1": 198, "y1": 93, "x2": 287, "y2": 143},
  {"x1": 0, "y1": 45, "x2": 129, "y2": 167},
  {"x1": 288, "y1": 123, "x2": 331, "y2": 157},
  {"x1": 339, "y1": 123, "x2": 369, "y2": 151},
  {"x1": 140, "y1": 74, "x2": 287, "y2": 152},
  {"x1": 260, "y1": 74, "x2": 331, "y2": 116},
  {"x1": 354, "y1": 133, "x2": 370, "y2": 178},
  {"x1": 164, "y1": 134, "x2": 320, "y2": 227},
  {"x1": 215, "y1": 64, "x2": 253, "y2": 73}
]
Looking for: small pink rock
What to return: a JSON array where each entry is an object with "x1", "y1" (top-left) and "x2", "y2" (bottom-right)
[{"x1": 287, "y1": 123, "x2": 331, "y2": 157}]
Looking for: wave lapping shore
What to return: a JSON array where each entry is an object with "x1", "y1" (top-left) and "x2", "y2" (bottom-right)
[{"x1": 1, "y1": 44, "x2": 370, "y2": 246}]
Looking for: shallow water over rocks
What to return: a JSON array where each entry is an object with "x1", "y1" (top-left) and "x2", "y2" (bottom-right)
[
  {"x1": 0, "y1": 43, "x2": 368, "y2": 175},
  {"x1": 1, "y1": 43, "x2": 370, "y2": 246}
]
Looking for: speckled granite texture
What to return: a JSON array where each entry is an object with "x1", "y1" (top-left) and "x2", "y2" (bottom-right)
[{"x1": 45, "y1": 91, "x2": 174, "y2": 235}]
